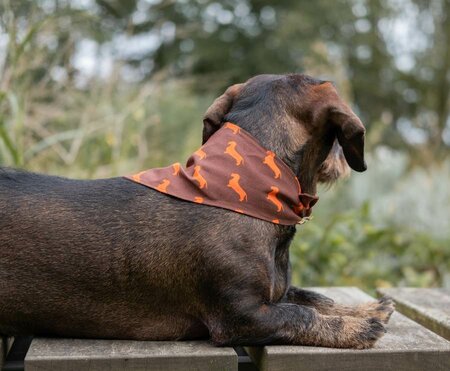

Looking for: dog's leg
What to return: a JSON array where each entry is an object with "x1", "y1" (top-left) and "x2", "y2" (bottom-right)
[
  {"x1": 285, "y1": 287, "x2": 395, "y2": 324},
  {"x1": 210, "y1": 302, "x2": 385, "y2": 349}
]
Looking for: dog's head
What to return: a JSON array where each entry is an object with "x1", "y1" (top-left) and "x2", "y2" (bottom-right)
[{"x1": 203, "y1": 74, "x2": 366, "y2": 195}]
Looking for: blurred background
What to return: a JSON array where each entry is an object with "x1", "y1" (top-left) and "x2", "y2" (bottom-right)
[{"x1": 0, "y1": 0, "x2": 449, "y2": 291}]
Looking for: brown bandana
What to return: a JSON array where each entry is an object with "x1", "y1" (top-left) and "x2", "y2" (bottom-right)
[{"x1": 124, "y1": 122, "x2": 318, "y2": 225}]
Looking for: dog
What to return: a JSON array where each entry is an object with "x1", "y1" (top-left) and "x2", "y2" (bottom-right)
[{"x1": 0, "y1": 74, "x2": 394, "y2": 349}]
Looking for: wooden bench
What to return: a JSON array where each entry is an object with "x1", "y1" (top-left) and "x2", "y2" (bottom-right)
[
  {"x1": 2, "y1": 287, "x2": 449, "y2": 371},
  {"x1": 378, "y1": 288, "x2": 450, "y2": 341},
  {"x1": 245, "y1": 287, "x2": 450, "y2": 371},
  {"x1": 25, "y1": 340, "x2": 238, "y2": 371}
]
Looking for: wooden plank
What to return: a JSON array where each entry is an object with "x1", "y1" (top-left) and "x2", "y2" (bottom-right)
[
  {"x1": 245, "y1": 287, "x2": 450, "y2": 371},
  {"x1": 25, "y1": 339, "x2": 238, "y2": 371},
  {"x1": 378, "y1": 287, "x2": 450, "y2": 341}
]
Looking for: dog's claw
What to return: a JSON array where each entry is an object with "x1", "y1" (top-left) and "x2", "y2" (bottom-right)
[
  {"x1": 353, "y1": 317, "x2": 386, "y2": 349},
  {"x1": 378, "y1": 295, "x2": 394, "y2": 305},
  {"x1": 375, "y1": 296, "x2": 395, "y2": 324}
]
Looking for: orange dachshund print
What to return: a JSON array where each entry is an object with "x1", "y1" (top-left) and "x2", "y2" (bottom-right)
[
  {"x1": 194, "y1": 197, "x2": 204, "y2": 203},
  {"x1": 224, "y1": 141, "x2": 244, "y2": 166},
  {"x1": 224, "y1": 122, "x2": 241, "y2": 134},
  {"x1": 172, "y1": 163, "x2": 181, "y2": 176},
  {"x1": 193, "y1": 166, "x2": 207, "y2": 189},
  {"x1": 267, "y1": 186, "x2": 283, "y2": 212},
  {"x1": 156, "y1": 179, "x2": 170, "y2": 193},
  {"x1": 131, "y1": 170, "x2": 147, "y2": 182},
  {"x1": 194, "y1": 148, "x2": 207, "y2": 160},
  {"x1": 228, "y1": 173, "x2": 247, "y2": 201},
  {"x1": 263, "y1": 151, "x2": 281, "y2": 179}
]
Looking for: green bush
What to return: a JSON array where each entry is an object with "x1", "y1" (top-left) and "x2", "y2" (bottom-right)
[{"x1": 291, "y1": 202, "x2": 450, "y2": 292}]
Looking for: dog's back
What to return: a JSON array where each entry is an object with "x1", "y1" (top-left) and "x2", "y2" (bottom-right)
[
  {"x1": 0, "y1": 168, "x2": 135, "y2": 335},
  {"x1": 0, "y1": 167, "x2": 136, "y2": 246},
  {"x1": 0, "y1": 169, "x2": 175, "y2": 336},
  {"x1": 0, "y1": 167, "x2": 229, "y2": 340}
]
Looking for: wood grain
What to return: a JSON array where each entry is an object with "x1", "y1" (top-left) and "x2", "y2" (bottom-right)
[
  {"x1": 378, "y1": 287, "x2": 450, "y2": 341},
  {"x1": 25, "y1": 339, "x2": 238, "y2": 371}
]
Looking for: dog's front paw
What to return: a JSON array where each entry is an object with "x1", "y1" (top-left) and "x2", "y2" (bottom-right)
[
  {"x1": 357, "y1": 296, "x2": 395, "y2": 324},
  {"x1": 329, "y1": 316, "x2": 387, "y2": 349},
  {"x1": 310, "y1": 314, "x2": 387, "y2": 349},
  {"x1": 352, "y1": 317, "x2": 386, "y2": 349},
  {"x1": 375, "y1": 296, "x2": 396, "y2": 323}
]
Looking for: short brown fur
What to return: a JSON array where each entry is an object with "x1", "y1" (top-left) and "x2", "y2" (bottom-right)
[{"x1": 0, "y1": 74, "x2": 393, "y2": 349}]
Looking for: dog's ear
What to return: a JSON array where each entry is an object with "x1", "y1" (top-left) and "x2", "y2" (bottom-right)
[
  {"x1": 202, "y1": 83, "x2": 244, "y2": 144},
  {"x1": 329, "y1": 109, "x2": 367, "y2": 172}
]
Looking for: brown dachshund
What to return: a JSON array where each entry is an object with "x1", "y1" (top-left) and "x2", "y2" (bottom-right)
[{"x1": 0, "y1": 74, "x2": 394, "y2": 349}]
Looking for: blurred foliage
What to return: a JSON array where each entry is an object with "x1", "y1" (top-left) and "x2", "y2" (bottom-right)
[
  {"x1": 291, "y1": 202, "x2": 450, "y2": 293},
  {"x1": 2, "y1": 0, "x2": 450, "y2": 158},
  {"x1": 290, "y1": 147, "x2": 450, "y2": 291},
  {"x1": 0, "y1": 0, "x2": 449, "y2": 290}
]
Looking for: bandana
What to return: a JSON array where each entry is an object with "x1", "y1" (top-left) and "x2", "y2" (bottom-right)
[{"x1": 124, "y1": 122, "x2": 318, "y2": 225}]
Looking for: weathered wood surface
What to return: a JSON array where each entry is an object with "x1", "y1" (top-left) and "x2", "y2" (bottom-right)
[
  {"x1": 378, "y1": 287, "x2": 450, "y2": 341},
  {"x1": 25, "y1": 339, "x2": 238, "y2": 371},
  {"x1": 245, "y1": 287, "x2": 450, "y2": 371}
]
